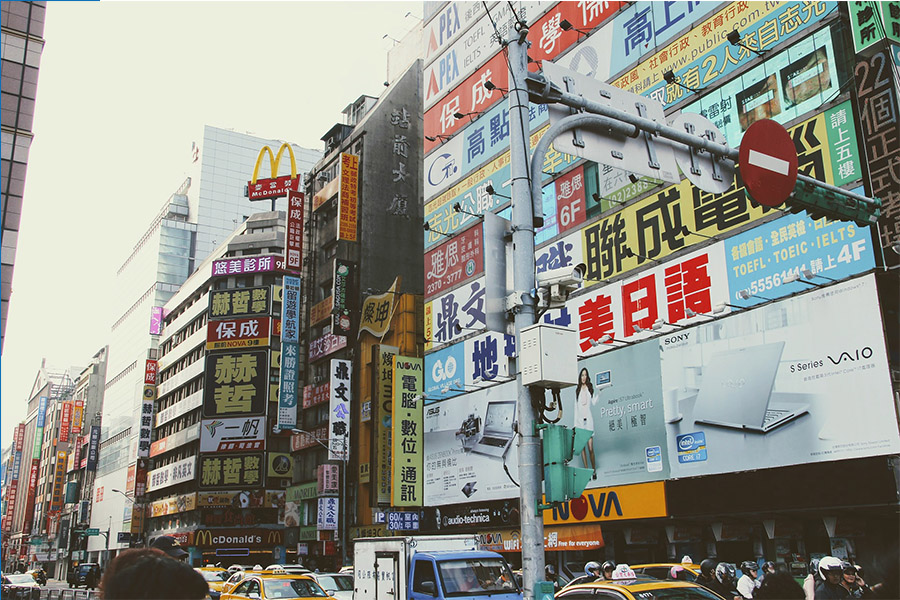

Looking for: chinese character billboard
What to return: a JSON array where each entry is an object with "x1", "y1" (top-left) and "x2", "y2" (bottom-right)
[
  {"x1": 329, "y1": 359, "x2": 351, "y2": 461},
  {"x1": 392, "y1": 356, "x2": 423, "y2": 507},
  {"x1": 198, "y1": 453, "x2": 265, "y2": 490},
  {"x1": 208, "y1": 286, "x2": 271, "y2": 319},
  {"x1": 200, "y1": 416, "x2": 265, "y2": 453},
  {"x1": 202, "y1": 350, "x2": 269, "y2": 418}
]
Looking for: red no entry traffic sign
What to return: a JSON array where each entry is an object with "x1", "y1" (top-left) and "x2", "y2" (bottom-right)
[{"x1": 738, "y1": 119, "x2": 798, "y2": 207}]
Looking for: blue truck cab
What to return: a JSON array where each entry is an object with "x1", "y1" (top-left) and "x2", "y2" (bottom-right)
[{"x1": 354, "y1": 536, "x2": 522, "y2": 600}]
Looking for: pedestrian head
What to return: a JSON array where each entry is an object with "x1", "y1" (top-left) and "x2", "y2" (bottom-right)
[
  {"x1": 601, "y1": 561, "x2": 615, "y2": 579},
  {"x1": 100, "y1": 548, "x2": 208, "y2": 599},
  {"x1": 149, "y1": 535, "x2": 189, "y2": 560},
  {"x1": 841, "y1": 561, "x2": 857, "y2": 586},
  {"x1": 741, "y1": 561, "x2": 759, "y2": 577},
  {"x1": 700, "y1": 558, "x2": 717, "y2": 578},
  {"x1": 818, "y1": 556, "x2": 844, "y2": 584},
  {"x1": 754, "y1": 572, "x2": 805, "y2": 599}
]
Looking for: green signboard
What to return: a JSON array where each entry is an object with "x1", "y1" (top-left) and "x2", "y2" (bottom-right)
[
  {"x1": 85, "y1": 528, "x2": 100, "y2": 536},
  {"x1": 850, "y1": 1, "x2": 900, "y2": 53},
  {"x1": 824, "y1": 101, "x2": 862, "y2": 187}
]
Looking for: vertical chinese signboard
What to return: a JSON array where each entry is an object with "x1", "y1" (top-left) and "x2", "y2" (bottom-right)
[
  {"x1": 373, "y1": 345, "x2": 397, "y2": 505},
  {"x1": 22, "y1": 396, "x2": 48, "y2": 531},
  {"x1": 278, "y1": 276, "x2": 301, "y2": 431},
  {"x1": 140, "y1": 360, "x2": 157, "y2": 458},
  {"x1": 391, "y1": 357, "x2": 423, "y2": 507},
  {"x1": 286, "y1": 189, "x2": 304, "y2": 270},
  {"x1": 337, "y1": 153, "x2": 359, "y2": 241},
  {"x1": 59, "y1": 401, "x2": 73, "y2": 443},
  {"x1": 329, "y1": 360, "x2": 351, "y2": 461},
  {"x1": 331, "y1": 259, "x2": 355, "y2": 337}
]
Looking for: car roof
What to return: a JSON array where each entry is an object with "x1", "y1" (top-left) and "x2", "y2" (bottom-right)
[
  {"x1": 632, "y1": 562, "x2": 701, "y2": 571},
  {"x1": 563, "y1": 579, "x2": 705, "y2": 592}
]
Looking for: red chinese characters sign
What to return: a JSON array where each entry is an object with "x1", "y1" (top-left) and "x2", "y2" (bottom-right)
[
  {"x1": 206, "y1": 316, "x2": 272, "y2": 351},
  {"x1": 59, "y1": 401, "x2": 73, "y2": 443},
  {"x1": 286, "y1": 189, "x2": 304, "y2": 270},
  {"x1": 555, "y1": 165, "x2": 587, "y2": 234},
  {"x1": 144, "y1": 360, "x2": 158, "y2": 385},
  {"x1": 425, "y1": 224, "x2": 483, "y2": 299},
  {"x1": 248, "y1": 174, "x2": 300, "y2": 201},
  {"x1": 302, "y1": 382, "x2": 330, "y2": 409},
  {"x1": 423, "y1": 1, "x2": 621, "y2": 152}
]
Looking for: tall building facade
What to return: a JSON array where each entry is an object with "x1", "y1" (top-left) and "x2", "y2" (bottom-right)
[
  {"x1": 1, "y1": 1, "x2": 45, "y2": 351},
  {"x1": 290, "y1": 58, "x2": 424, "y2": 569},
  {"x1": 88, "y1": 127, "x2": 318, "y2": 565},
  {"x1": 416, "y1": 0, "x2": 900, "y2": 585}
]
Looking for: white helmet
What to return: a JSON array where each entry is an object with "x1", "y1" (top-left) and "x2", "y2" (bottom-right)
[{"x1": 818, "y1": 556, "x2": 843, "y2": 580}]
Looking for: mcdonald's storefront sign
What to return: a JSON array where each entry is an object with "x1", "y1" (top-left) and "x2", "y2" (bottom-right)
[
  {"x1": 193, "y1": 528, "x2": 283, "y2": 548},
  {"x1": 247, "y1": 143, "x2": 301, "y2": 201}
]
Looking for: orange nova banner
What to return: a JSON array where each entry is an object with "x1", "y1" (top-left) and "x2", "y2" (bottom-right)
[{"x1": 543, "y1": 481, "x2": 667, "y2": 524}]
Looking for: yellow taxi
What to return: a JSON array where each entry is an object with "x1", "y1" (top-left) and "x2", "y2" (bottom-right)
[
  {"x1": 631, "y1": 562, "x2": 703, "y2": 581},
  {"x1": 222, "y1": 570, "x2": 284, "y2": 594},
  {"x1": 196, "y1": 567, "x2": 231, "y2": 599},
  {"x1": 221, "y1": 573, "x2": 336, "y2": 600},
  {"x1": 556, "y1": 565, "x2": 724, "y2": 600}
]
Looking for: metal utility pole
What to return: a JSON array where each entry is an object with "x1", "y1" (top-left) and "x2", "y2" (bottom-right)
[{"x1": 507, "y1": 26, "x2": 545, "y2": 600}]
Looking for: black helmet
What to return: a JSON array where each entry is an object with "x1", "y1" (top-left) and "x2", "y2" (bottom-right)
[
  {"x1": 741, "y1": 561, "x2": 759, "y2": 573},
  {"x1": 764, "y1": 561, "x2": 776, "y2": 572},
  {"x1": 700, "y1": 559, "x2": 717, "y2": 577},
  {"x1": 841, "y1": 561, "x2": 856, "y2": 574},
  {"x1": 601, "y1": 560, "x2": 616, "y2": 573},
  {"x1": 716, "y1": 562, "x2": 736, "y2": 584}
]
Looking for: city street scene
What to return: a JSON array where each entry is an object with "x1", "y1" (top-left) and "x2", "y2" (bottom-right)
[{"x1": 2, "y1": 1, "x2": 899, "y2": 599}]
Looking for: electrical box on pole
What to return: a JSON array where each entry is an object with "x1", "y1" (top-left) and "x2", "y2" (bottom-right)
[{"x1": 538, "y1": 423, "x2": 593, "y2": 509}]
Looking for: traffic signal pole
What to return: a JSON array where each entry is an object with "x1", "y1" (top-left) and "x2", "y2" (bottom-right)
[{"x1": 507, "y1": 27, "x2": 546, "y2": 600}]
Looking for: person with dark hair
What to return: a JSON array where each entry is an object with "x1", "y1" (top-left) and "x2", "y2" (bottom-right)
[
  {"x1": 149, "y1": 535, "x2": 189, "y2": 560},
  {"x1": 100, "y1": 548, "x2": 208, "y2": 599},
  {"x1": 755, "y1": 572, "x2": 806, "y2": 599},
  {"x1": 574, "y1": 368, "x2": 598, "y2": 477},
  {"x1": 600, "y1": 561, "x2": 615, "y2": 580},
  {"x1": 695, "y1": 558, "x2": 719, "y2": 592}
]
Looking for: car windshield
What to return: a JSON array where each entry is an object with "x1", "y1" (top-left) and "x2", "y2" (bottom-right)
[
  {"x1": 6, "y1": 574, "x2": 35, "y2": 584},
  {"x1": 263, "y1": 578, "x2": 328, "y2": 599},
  {"x1": 201, "y1": 571, "x2": 227, "y2": 582},
  {"x1": 629, "y1": 585, "x2": 724, "y2": 599},
  {"x1": 438, "y1": 558, "x2": 520, "y2": 597},
  {"x1": 315, "y1": 575, "x2": 353, "y2": 591}
]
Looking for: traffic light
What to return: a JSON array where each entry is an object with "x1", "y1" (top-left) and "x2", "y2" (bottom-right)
[
  {"x1": 539, "y1": 423, "x2": 594, "y2": 507},
  {"x1": 785, "y1": 180, "x2": 881, "y2": 227}
]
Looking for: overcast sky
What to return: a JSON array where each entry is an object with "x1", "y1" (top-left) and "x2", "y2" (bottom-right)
[{"x1": 1, "y1": 1, "x2": 419, "y2": 448}]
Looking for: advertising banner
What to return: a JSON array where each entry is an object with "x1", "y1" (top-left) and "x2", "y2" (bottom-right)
[
  {"x1": 560, "y1": 274, "x2": 900, "y2": 488},
  {"x1": 15, "y1": 423, "x2": 25, "y2": 453},
  {"x1": 292, "y1": 425, "x2": 329, "y2": 452},
  {"x1": 247, "y1": 143, "x2": 300, "y2": 200},
  {"x1": 425, "y1": 224, "x2": 483, "y2": 300},
  {"x1": 302, "y1": 382, "x2": 330, "y2": 409},
  {"x1": 387, "y1": 511, "x2": 420, "y2": 531},
  {"x1": 424, "y1": 381, "x2": 518, "y2": 505},
  {"x1": 420, "y1": 499, "x2": 521, "y2": 533},
  {"x1": 202, "y1": 350, "x2": 269, "y2": 418},
  {"x1": 209, "y1": 286, "x2": 271, "y2": 319},
  {"x1": 425, "y1": 332, "x2": 515, "y2": 402},
  {"x1": 331, "y1": 260, "x2": 355, "y2": 336},
  {"x1": 196, "y1": 489, "x2": 284, "y2": 508},
  {"x1": 279, "y1": 275, "x2": 302, "y2": 431},
  {"x1": 86, "y1": 425, "x2": 101, "y2": 471},
  {"x1": 685, "y1": 29, "x2": 846, "y2": 153},
  {"x1": 150, "y1": 305, "x2": 164, "y2": 335},
  {"x1": 424, "y1": 277, "x2": 488, "y2": 349},
  {"x1": 374, "y1": 345, "x2": 398, "y2": 505},
  {"x1": 543, "y1": 481, "x2": 668, "y2": 524},
  {"x1": 849, "y1": 1, "x2": 900, "y2": 53},
  {"x1": 268, "y1": 453, "x2": 293, "y2": 479},
  {"x1": 555, "y1": 165, "x2": 587, "y2": 234},
  {"x1": 206, "y1": 316, "x2": 272, "y2": 351},
  {"x1": 424, "y1": 342, "x2": 466, "y2": 402},
  {"x1": 286, "y1": 189, "x2": 304, "y2": 270},
  {"x1": 310, "y1": 297, "x2": 333, "y2": 325},
  {"x1": 317, "y1": 497, "x2": 339, "y2": 531},
  {"x1": 212, "y1": 254, "x2": 283, "y2": 277},
  {"x1": 200, "y1": 416, "x2": 265, "y2": 453},
  {"x1": 392, "y1": 357, "x2": 424, "y2": 507},
  {"x1": 285, "y1": 483, "x2": 317, "y2": 529},
  {"x1": 50, "y1": 451, "x2": 67, "y2": 510},
  {"x1": 856, "y1": 46, "x2": 900, "y2": 251},
  {"x1": 143, "y1": 360, "x2": 158, "y2": 386},
  {"x1": 329, "y1": 359, "x2": 351, "y2": 461},
  {"x1": 423, "y1": 2, "x2": 494, "y2": 67},
  {"x1": 317, "y1": 464, "x2": 340, "y2": 495},
  {"x1": 146, "y1": 456, "x2": 196, "y2": 492},
  {"x1": 337, "y1": 153, "x2": 359, "y2": 242},
  {"x1": 575, "y1": 105, "x2": 843, "y2": 285},
  {"x1": 309, "y1": 333, "x2": 347, "y2": 361},
  {"x1": 194, "y1": 528, "x2": 283, "y2": 548},
  {"x1": 359, "y1": 277, "x2": 400, "y2": 339},
  {"x1": 198, "y1": 453, "x2": 264, "y2": 489},
  {"x1": 611, "y1": 2, "x2": 835, "y2": 110},
  {"x1": 59, "y1": 401, "x2": 73, "y2": 443}
]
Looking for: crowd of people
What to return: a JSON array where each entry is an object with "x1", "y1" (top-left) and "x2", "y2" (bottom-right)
[{"x1": 548, "y1": 554, "x2": 890, "y2": 600}]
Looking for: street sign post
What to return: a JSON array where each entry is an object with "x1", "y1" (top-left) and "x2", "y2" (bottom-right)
[
  {"x1": 738, "y1": 119, "x2": 798, "y2": 207},
  {"x1": 85, "y1": 528, "x2": 99, "y2": 536}
]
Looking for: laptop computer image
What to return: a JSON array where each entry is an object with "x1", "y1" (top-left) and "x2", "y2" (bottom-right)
[
  {"x1": 692, "y1": 341, "x2": 809, "y2": 433},
  {"x1": 472, "y1": 401, "x2": 517, "y2": 459}
]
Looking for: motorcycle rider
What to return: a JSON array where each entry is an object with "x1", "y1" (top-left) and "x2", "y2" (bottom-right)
[
  {"x1": 815, "y1": 556, "x2": 851, "y2": 599},
  {"x1": 707, "y1": 562, "x2": 741, "y2": 600},
  {"x1": 737, "y1": 560, "x2": 761, "y2": 599}
]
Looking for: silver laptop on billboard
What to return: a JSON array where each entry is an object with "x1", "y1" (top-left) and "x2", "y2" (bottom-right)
[
  {"x1": 472, "y1": 401, "x2": 516, "y2": 459},
  {"x1": 693, "y1": 341, "x2": 809, "y2": 433}
]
